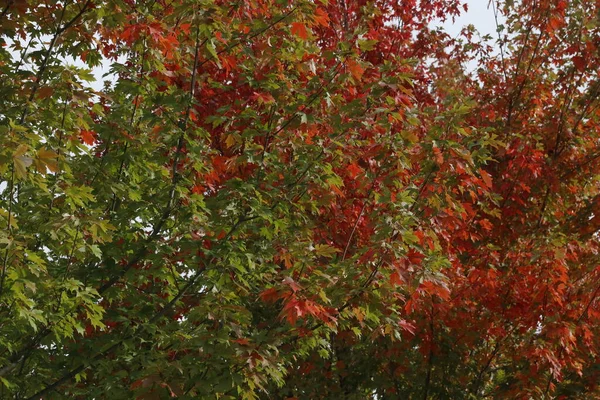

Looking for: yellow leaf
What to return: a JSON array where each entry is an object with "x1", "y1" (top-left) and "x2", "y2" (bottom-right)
[
  {"x1": 38, "y1": 148, "x2": 59, "y2": 173},
  {"x1": 400, "y1": 130, "x2": 418, "y2": 143},
  {"x1": 224, "y1": 134, "x2": 237, "y2": 149},
  {"x1": 314, "y1": 244, "x2": 340, "y2": 258},
  {"x1": 13, "y1": 145, "x2": 32, "y2": 179}
]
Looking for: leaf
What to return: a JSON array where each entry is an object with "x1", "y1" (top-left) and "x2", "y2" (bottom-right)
[
  {"x1": 283, "y1": 276, "x2": 302, "y2": 292},
  {"x1": 347, "y1": 162, "x2": 362, "y2": 178},
  {"x1": 80, "y1": 129, "x2": 97, "y2": 145},
  {"x1": 313, "y1": 8, "x2": 330, "y2": 27},
  {"x1": 314, "y1": 244, "x2": 340, "y2": 258},
  {"x1": 0, "y1": 376, "x2": 15, "y2": 389},
  {"x1": 206, "y1": 40, "x2": 220, "y2": 64},
  {"x1": 480, "y1": 169, "x2": 493, "y2": 188},
  {"x1": 37, "y1": 86, "x2": 54, "y2": 99},
  {"x1": 346, "y1": 59, "x2": 364, "y2": 81},
  {"x1": 573, "y1": 55, "x2": 585, "y2": 71},
  {"x1": 13, "y1": 145, "x2": 32, "y2": 179},
  {"x1": 259, "y1": 287, "x2": 280, "y2": 303},
  {"x1": 389, "y1": 271, "x2": 402, "y2": 286},
  {"x1": 37, "y1": 148, "x2": 59, "y2": 173},
  {"x1": 224, "y1": 134, "x2": 237, "y2": 149},
  {"x1": 358, "y1": 39, "x2": 378, "y2": 52},
  {"x1": 291, "y1": 22, "x2": 308, "y2": 40},
  {"x1": 400, "y1": 130, "x2": 418, "y2": 143}
]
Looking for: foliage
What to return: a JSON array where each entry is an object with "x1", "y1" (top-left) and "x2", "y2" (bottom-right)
[{"x1": 1, "y1": 0, "x2": 600, "y2": 398}]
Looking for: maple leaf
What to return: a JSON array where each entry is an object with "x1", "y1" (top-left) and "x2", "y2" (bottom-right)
[
  {"x1": 281, "y1": 296, "x2": 302, "y2": 325},
  {"x1": 389, "y1": 271, "x2": 403, "y2": 286},
  {"x1": 291, "y1": 22, "x2": 309, "y2": 40},
  {"x1": 347, "y1": 162, "x2": 362, "y2": 178},
  {"x1": 420, "y1": 281, "x2": 451, "y2": 301},
  {"x1": 346, "y1": 59, "x2": 365, "y2": 81},
  {"x1": 215, "y1": 31, "x2": 227, "y2": 44},
  {"x1": 251, "y1": 91, "x2": 275, "y2": 105},
  {"x1": 36, "y1": 148, "x2": 59, "y2": 173},
  {"x1": 37, "y1": 86, "x2": 54, "y2": 99},
  {"x1": 80, "y1": 129, "x2": 97, "y2": 145},
  {"x1": 480, "y1": 169, "x2": 493, "y2": 188},
  {"x1": 478, "y1": 218, "x2": 493, "y2": 231},
  {"x1": 313, "y1": 8, "x2": 330, "y2": 27},
  {"x1": 283, "y1": 276, "x2": 302, "y2": 293},
  {"x1": 572, "y1": 56, "x2": 585, "y2": 71},
  {"x1": 399, "y1": 319, "x2": 416, "y2": 335},
  {"x1": 260, "y1": 287, "x2": 280, "y2": 303}
]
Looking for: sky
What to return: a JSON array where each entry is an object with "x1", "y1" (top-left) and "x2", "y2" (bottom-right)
[{"x1": 440, "y1": 0, "x2": 501, "y2": 38}]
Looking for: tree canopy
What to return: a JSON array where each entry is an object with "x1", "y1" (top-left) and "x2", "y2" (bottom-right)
[{"x1": 2, "y1": 0, "x2": 600, "y2": 398}]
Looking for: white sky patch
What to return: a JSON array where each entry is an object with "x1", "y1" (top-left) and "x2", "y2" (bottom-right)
[
  {"x1": 437, "y1": 0, "x2": 502, "y2": 39},
  {"x1": 427, "y1": 1, "x2": 505, "y2": 74}
]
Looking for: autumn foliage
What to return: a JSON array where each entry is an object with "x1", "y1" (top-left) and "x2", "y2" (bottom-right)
[{"x1": 2, "y1": 0, "x2": 600, "y2": 398}]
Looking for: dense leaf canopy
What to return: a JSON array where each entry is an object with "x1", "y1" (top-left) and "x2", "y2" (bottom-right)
[{"x1": 2, "y1": 0, "x2": 600, "y2": 398}]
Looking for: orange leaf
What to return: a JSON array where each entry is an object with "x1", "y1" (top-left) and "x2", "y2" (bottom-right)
[
  {"x1": 433, "y1": 145, "x2": 444, "y2": 165},
  {"x1": 80, "y1": 129, "x2": 97, "y2": 145},
  {"x1": 480, "y1": 169, "x2": 493, "y2": 188},
  {"x1": 291, "y1": 22, "x2": 308, "y2": 40},
  {"x1": 347, "y1": 162, "x2": 362, "y2": 178},
  {"x1": 313, "y1": 8, "x2": 330, "y2": 27},
  {"x1": 420, "y1": 281, "x2": 450, "y2": 301},
  {"x1": 389, "y1": 271, "x2": 403, "y2": 286},
  {"x1": 547, "y1": 16, "x2": 562, "y2": 32},
  {"x1": 347, "y1": 59, "x2": 364, "y2": 80},
  {"x1": 215, "y1": 31, "x2": 227, "y2": 44}
]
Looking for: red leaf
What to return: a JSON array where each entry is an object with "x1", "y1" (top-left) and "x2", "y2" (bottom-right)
[
  {"x1": 399, "y1": 319, "x2": 416, "y2": 335},
  {"x1": 291, "y1": 22, "x2": 308, "y2": 40},
  {"x1": 347, "y1": 162, "x2": 362, "y2": 178},
  {"x1": 420, "y1": 281, "x2": 451, "y2": 301},
  {"x1": 547, "y1": 17, "x2": 562, "y2": 33},
  {"x1": 281, "y1": 296, "x2": 302, "y2": 325},
  {"x1": 260, "y1": 287, "x2": 280, "y2": 303},
  {"x1": 80, "y1": 129, "x2": 97, "y2": 145},
  {"x1": 389, "y1": 271, "x2": 403, "y2": 286},
  {"x1": 478, "y1": 218, "x2": 493, "y2": 231},
  {"x1": 573, "y1": 55, "x2": 585, "y2": 71},
  {"x1": 251, "y1": 91, "x2": 275, "y2": 105},
  {"x1": 433, "y1": 145, "x2": 444, "y2": 165},
  {"x1": 215, "y1": 31, "x2": 227, "y2": 44}
]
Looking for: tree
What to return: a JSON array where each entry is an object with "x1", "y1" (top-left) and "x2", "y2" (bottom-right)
[{"x1": 1, "y1": 0, "x2": 600, "y2": 398}]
